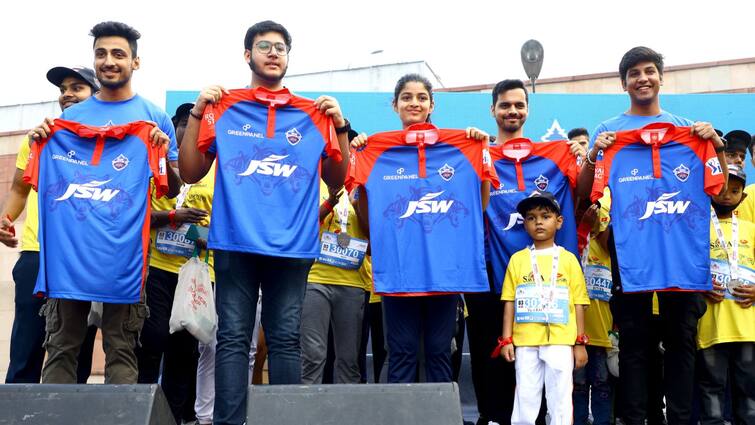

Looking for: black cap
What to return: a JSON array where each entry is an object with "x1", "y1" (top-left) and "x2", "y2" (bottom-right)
[
  {"x1": 46, "y1": 66, "x2": 99, "y2": 91},
  {"x1": 517, "y1": 190, "x2": 561, "y2": 216},
  {"x1": 724, "y1": 130, "x2": 751, "y2": 154},
  {"x1": 172, "y1": 103, "x2": 195, "y2": 122},
  {"x1": 727, "y1": 164, "x2": 747, "y2": 185}
]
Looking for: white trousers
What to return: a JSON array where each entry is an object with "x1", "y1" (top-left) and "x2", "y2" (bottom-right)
[
  {"x1": 194, "y1": 295, "x2": 262, "y2": 424},
  {"x1": 512, "y1": 345, "x2": 574, "y2": 425}
]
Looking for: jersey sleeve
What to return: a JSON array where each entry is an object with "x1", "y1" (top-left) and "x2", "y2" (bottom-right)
[
  {"x1": 16, "y1": 136, "x2": 31, "y2": 170},
  {"x1": 501, "y1": 253, "x2": 519, "y2": 301},
  {"x1": 590, "y1": 149, "x2": 608, "y2": 203},
  {"x1": 150, "y1": 143, "x2": 169, "y2": 199},
  {"x1": 22, "y1": 139, "x2": 45, "y2": 190},
  {"x1": 196, "y1": 103, "x2": 218, "y2": 154},
  {"x1": 160, "y1": 113, "x2": 178, "y2": 162},
  {"x1": 700, "y1": 140, "x2": 725, "y2": 196},
  {"x1": 481, "y1": 143, "x2": 501, "y2": 189}
]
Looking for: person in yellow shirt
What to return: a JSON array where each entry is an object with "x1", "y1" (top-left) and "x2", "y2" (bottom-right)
[
  {"x1": 0, "y1": 66, "x2": 99, "y2": 383},
  {"x1": 134, "y1": 103, "x2": 214, "y2": 425},
  {"x1": 698, "y1": 164, "x2": 755, "y2": 425},
  {"x1": 574, "y1": 192, "x2": 614, "y2": 425},
  {"x1": 496, "y1": 191, "x2": 590, "y2": 425},
  {"x1": 731, "y1": 136, "x2": 755, "y2": 306},
  {"x1": 301, "y1": 182, "x2": 369, "y2": 384}
]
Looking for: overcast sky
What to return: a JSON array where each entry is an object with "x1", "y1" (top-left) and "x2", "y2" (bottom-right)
[{"x1": 3, "y1": 0, "x2": 754, "y2": 107}]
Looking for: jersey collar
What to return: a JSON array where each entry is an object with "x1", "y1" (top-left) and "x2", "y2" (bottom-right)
[
  {"x1": 252, "y1": 86, "x2": 293, "y2": 107},
  {"x1": 637, "y1": 122, "x2": 677, "y2": 146}
]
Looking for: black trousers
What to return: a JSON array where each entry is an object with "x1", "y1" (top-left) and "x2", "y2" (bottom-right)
[
  {"x1": 697, "y1": 342, "x2": 755, "y2": 425},
  {"x1": 464, "y1": 264, "x2": 515, "y2": 424},
  {"x1": 610, "y1": 290, "x2": 706, "y2": 425},
  {"x1": 135, "y1": 267, "x2": 199, "y2": 424}
]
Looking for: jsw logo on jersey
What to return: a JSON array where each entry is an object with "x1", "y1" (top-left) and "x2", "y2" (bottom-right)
[
  {"x1": 400, "y1": 191, "x2": 454, "y2": 219},
  {"x1": 55, "y1": 179, "x2": 120, "y2": 202},
  {"x1": 502, "y1": 213, "x2": 524, "y2": 230},
  {"x1": 238, "y1": 154, "x2": 298, "y2": 177},
  {"x1": 639, "y1": 191, "x2": 690, "y2": 220}
]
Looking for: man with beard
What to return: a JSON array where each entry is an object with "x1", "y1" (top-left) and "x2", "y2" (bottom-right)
[
  {"x1": 468, "y1": 79, "x2": 580, "y2": 425},
  {"x1": 28, "y1": 21, "x2": 181, "y2": 385},
  {"x1": 0, "y1": 66, "x2": 98, "y2": 383},
  {"x1": 179, "y1": 20, "x2": 350, "y2": 425}
]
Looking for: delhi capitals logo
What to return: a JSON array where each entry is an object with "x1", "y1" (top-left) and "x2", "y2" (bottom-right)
[
  {"x1": 534, "y1": 174, "x2": 549, "y2": 191},
  {"x1": 112, "y1": 154, "x2": 129, "y2": 171},
  {"x1": 438, "y1": 163, "x2": 455, "y2": 181},
  {"x1": 286, "y1": 128, "x2": 302, "y2": 146},
  {"x1": 673, "y1": 164, "x2": 690, "y2": 182}
]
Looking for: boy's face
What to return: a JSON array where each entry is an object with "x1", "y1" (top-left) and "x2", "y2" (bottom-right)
[
  {"x1": 621, "y1": 61, "x2": 662, "y2": 106},
  {"x1": 712, "y1": 179, "x2": 745, "y2": 207},
  {"x1": 523, "y1": 205, "x2": 563, "y2": 243},
  {"x1": 725, "y1": 149, "x2": 746, "y2": 168}
]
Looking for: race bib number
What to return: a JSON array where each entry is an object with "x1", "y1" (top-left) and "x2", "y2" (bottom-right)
[
  {"x1": 710, "y1": 259, "x2": 755, "y2": 301},
  {"x1": 514, "y1": 284, "x2": 569, "y2": 324},
  {"x1": 585, "y1": 264, "x2": 612, "y2": 301},
  {"x1": 156, "y1": 224, "x2": 196, "y2": 258},
  {"x1": 317, "y1": 232, "x2": 368, "y2": 270}
]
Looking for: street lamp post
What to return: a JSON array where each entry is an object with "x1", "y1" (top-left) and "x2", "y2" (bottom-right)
[{"x1": 520, "y1": 40, "x2": 544, "y2": 93}]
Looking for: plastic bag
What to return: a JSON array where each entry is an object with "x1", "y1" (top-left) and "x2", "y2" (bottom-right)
[
  {"x1": 170, "y1": 256, "x2": 217, "y2": 344},
  {"x1": 606, "y1": 330, "x2": 620, "y2": 378}
]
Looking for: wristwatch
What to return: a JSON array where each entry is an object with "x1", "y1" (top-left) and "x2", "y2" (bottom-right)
[
  {"x1": 575, "y1": 334, "x2": 589, "y2": 345},
  {"x1": 335, "y1": 119, "x2": 351, "y2": 135}
]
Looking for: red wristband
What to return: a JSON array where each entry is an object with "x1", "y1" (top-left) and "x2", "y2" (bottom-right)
[
  {"x1": 490, "y1": 336, "x2": 513, "y2": 359},
  {"x1": 322, "y1": 199, "x2": 334, "y2": 212},
  {"x1": 168, "y1": 209, "x2": 177, "y2": 229}
]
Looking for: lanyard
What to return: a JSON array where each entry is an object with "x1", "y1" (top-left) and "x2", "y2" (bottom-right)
[
  {"x1": 710, "y1": 209, "x2": 739, "y2": 281},
  {"x1": 175, "y1": 184, "x2": 193, "y2": 209},
  {"x1": 529, "y1": 244, "x2": 560, "y2": 292},
  {"x1": 335, "y1": 195, "x2": 350, "y2": 234},
  {"x1": 529, "y1": 244, "x2": 560, "y2": 330}
]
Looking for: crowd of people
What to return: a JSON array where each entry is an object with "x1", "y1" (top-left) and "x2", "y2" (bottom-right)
[{"x1": 0, "y1": 18, "x2": 753, "y2": 425}]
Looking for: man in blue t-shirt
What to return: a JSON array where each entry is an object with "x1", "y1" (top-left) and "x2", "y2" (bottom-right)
[
  {"x1": 27, "y1": 21, "x2": 181, "y2": 385},
  {"x1": 576, "y1": 46, "x2": 727, "y2": 425},
  {"x1": 179, "y1": 20, "x2": 350, "y2": 425}
]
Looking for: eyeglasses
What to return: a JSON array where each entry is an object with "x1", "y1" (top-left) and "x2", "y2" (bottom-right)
[{"x1": 254, "y1": 41, "x2": 289, "y2": 56}]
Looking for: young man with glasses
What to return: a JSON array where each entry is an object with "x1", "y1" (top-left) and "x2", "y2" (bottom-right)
[{"x1": 179, "y1": 20, "x2": 350, "y2": 425}]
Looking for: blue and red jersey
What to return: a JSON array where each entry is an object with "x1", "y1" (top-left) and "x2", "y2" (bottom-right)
[
  {"x1": 24, "y1": 119, "x2": 168, "y2": 303},
  {"x1": 591, "y1": 122, "x2": 725, "y2": 292},
  {"x1": 347, "y1": 123, "x2": 499, "y2": 295},
  {"x1": 485, "y1": 139, "x2": 579, "y2": 292},
  {"x1": 197, "y1": 87, "x2": 341, "y2": 258}
]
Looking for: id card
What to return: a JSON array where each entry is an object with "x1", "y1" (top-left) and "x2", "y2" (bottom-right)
[
  {"x1": 514, "y1": 284, "x2": 569, "y2": 324},
  {"x1": 317, "y1": 231, "x2": 368, "y2": 270},
  {"x1": 155, "y1": 223, "x2": 195, "y2": 258},
  {"x1": 585, "y1": 264, "x2": 612, "y2": 301}
]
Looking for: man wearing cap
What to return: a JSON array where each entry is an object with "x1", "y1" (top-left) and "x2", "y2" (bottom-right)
[
  {"x1": 722, "y1": 130, "x2": 751, "y2": 169},
  {"x1": 0, "y1": 66, "x2": 98, "y2": 383}
]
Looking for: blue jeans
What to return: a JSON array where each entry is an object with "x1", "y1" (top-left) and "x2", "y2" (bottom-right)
[
  {"x1": 213, "y1": 250, "x2": 313, "y2": 425},
  {"x1": 383, "y1": 294, "x2": 458, "y2": 383},
  {"x1": 573, "y1": 346, "x2": 612, "y2": 425},
  {"x1": 5, "y1": 251, "x2": 45, "y2": 383}
]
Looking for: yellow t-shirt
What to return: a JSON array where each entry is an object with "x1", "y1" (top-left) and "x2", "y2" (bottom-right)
[
  {"x1": 697, "y1": 217, "x2": 755, "y2": 349},
  {"x1": 502, "y1": 246, "x2": 590, "y2": 346},
  {"x1": 149, "y1": 163, "x2": 215, "y2": 280},
  {"x1": 308, "y1": 183, "x2": 369, "y2": 289},
  {"x1": 16, "y1": 138, "x2": 40, "y2": 252},
  {"x1": 582, "y1": 191, "x2": 613, "y2": 349},
  {"x1": 733, "y1": 184, "x2": 755, "y2": 224},
  {"x1": 360, "y1": 255, "x2": 382, "y2": 303}
]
